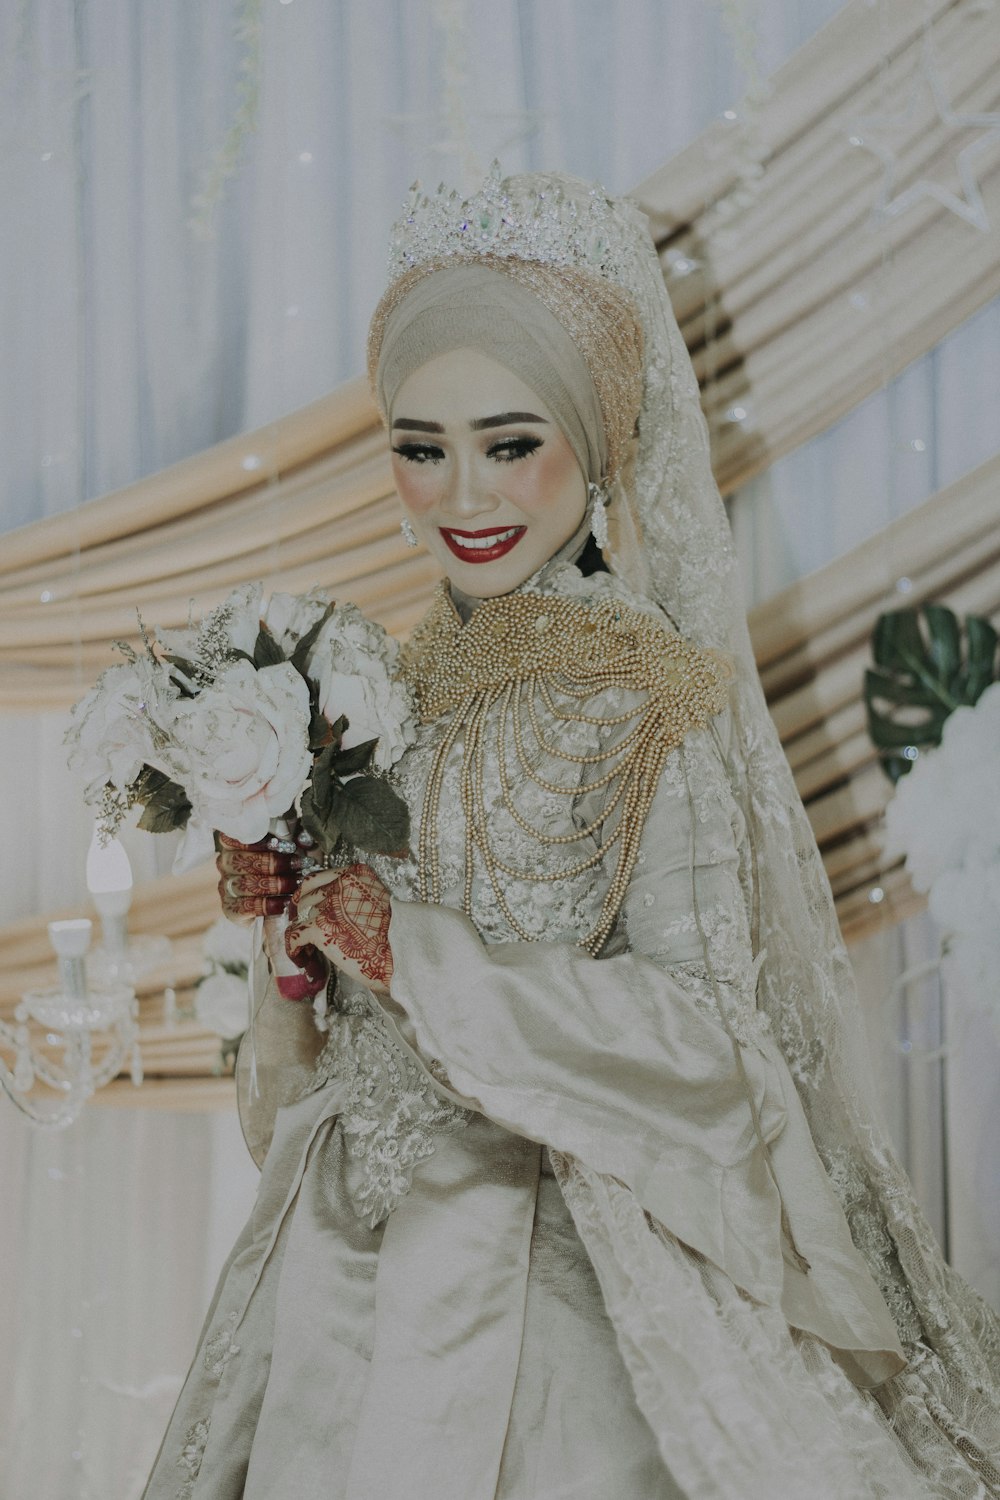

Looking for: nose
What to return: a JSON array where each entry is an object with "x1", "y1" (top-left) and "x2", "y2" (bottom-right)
[{"x1": 438, "y1": 450, "x2": 500, "y2": 521}]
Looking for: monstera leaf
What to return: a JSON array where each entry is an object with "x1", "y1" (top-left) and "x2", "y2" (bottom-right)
[{"x1": 865, "y1": 604, "x2": 999, "y2": 783}]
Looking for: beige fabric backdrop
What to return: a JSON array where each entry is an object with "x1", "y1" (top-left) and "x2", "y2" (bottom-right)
[{"x1": 2, "y1": 0, "x2": 999, "y2": 1100}]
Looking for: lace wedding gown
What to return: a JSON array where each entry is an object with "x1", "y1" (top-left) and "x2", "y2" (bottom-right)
[{"x1": 143, "y1": 558, "x2": 1000, "y2": 1500}]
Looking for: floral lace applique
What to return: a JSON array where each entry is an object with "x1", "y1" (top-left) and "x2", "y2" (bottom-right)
[
  {"x1": 311, "y1": 995, "x2": 471, "y2": 1228},
  {"x1": 176, "y1": 1418, "x2": 210, "y2": 1500},
  {"x1": 823, "y1": 1146, "x2": 925, "y2": 1347},
  {"x1": 669, "y1": 959, "x2": 772, "y2": 1048},
  {"x1": 202, "y1": 1311, "x2": 240, "y2": 1380}
]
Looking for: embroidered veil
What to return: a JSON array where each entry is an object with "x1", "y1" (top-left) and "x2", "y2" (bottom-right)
[{"x1": 370, "y1": 166, "x2": 1000, "y2": 1495}]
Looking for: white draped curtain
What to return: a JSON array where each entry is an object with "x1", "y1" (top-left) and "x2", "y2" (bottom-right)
[{"x1": 2, "y1": 2, "x2": 998, "y2": 1493}]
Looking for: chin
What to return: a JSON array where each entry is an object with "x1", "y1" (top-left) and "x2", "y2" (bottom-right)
[{"x1": 440, "y1": 556, "x2": 545, "y2": 597}]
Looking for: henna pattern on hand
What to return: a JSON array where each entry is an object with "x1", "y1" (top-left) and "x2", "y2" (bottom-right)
[
  {"x1": 216, "y1": 838, "x2": 298, "y2": 921},
  {"x1": 303, "y1": 864, "x2": 394, "y2": 988}
]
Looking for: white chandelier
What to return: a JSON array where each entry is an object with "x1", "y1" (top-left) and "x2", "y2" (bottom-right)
[
  {"x1": 0, "y1": 830, "x2": 171, "y2": 1129},
  {"x1": 1, "y1": 917, "x2": 140, "y2": 1128}
]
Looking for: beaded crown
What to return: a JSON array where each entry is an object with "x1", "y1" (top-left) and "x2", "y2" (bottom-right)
[
  {"x1": 370, "y1": 165, "x2": 648, "y2": 480},
  {"x1": 386, "y1": 161, "x2": 638, "y2": 286}
]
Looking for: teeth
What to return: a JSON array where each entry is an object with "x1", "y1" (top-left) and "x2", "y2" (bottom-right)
[{"x1": 448, "y1": 528, "x2": 519, "y2": 550}]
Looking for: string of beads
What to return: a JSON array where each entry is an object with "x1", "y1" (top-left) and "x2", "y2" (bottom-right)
[{"x1": 401, "y1": 585, "x2": 733, "y2": 956}]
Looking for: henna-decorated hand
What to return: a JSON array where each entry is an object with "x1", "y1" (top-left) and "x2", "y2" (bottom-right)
[
  {"x1": 286, "y1": 864, "x2": 394, "y2": 995},
  {"x1": 216, "y1": 832, "x2": 301, "y2": 926}
]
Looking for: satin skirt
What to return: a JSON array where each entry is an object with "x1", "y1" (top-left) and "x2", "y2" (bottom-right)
[{"x1": 142, "y1": 1079, "x2": 680, "y2": 1500}]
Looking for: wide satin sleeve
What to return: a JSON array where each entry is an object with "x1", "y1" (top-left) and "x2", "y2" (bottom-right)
[{"x1": 382, "y1": 718, "x2": 905, "y2": 1374}]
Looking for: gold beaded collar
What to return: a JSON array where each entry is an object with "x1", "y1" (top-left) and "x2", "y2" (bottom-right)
[
  {"x1": 401, "y1": 583, "x2": 734, "y2": 956},
  {"x1": 401, "y1": 582, "x2": 731, "y2": 722}
]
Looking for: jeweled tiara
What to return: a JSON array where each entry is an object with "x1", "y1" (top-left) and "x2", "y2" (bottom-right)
[{"x1": 386, "y1": 161, "x2": 640, "y2": 286}]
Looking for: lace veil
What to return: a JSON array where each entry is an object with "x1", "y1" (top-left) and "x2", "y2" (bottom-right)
[{"x1": 377, "y1": 167, "x2": 1000, "y2": 1493}]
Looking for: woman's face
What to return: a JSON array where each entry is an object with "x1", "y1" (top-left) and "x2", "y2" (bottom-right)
[{"x1": 390, "y1": 349, "x2": 588, "y2": 598}]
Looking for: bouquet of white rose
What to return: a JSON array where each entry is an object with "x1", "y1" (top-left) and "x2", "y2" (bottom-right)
[{"x1": 65, "y1": 583, "x2": 416, "y2": 869}]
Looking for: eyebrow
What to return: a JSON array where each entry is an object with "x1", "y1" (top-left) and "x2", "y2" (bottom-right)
[
  {"x1": 470, "y1": 411, "x2": 548, "y2": 430},
  {"x1": 391, "y1": 411, "x2": 549, "y2": 434}
]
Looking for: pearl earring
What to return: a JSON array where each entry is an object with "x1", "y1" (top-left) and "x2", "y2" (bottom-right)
[
  {"x1": 588, "y1": 483, "x2": 609, "y2": 551},
  {"x1": 400, "y1": 518, "x2": 419, "y2": 548}
]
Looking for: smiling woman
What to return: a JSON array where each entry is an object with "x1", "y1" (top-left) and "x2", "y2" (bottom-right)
[
  {"x1": 142, "y1": 171, "x2": 1000, "y2": 1500},
  {"x1": 390, "y1": 352, "x2": 588, "y2": 593}
]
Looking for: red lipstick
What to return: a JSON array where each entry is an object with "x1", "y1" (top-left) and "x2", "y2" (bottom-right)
[{"x1": 439, "y1": 525, "x2": 526, "y2": 564}]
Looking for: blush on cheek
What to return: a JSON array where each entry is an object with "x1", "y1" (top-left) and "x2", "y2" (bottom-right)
[
  {"x1": 506, "y1": 441, "x2": 583, "y2": 514},
  {"x1": 390, "y1": 457, "x2": 440, "y2": 515}
]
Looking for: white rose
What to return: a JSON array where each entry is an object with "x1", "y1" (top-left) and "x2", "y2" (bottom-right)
[
  {"x1": 195, "y1": 971, "x2": 249, "y2": 1039},
  {"x1": 885, "y1": 683, "x2": 1000, "y2": 889},
  {"x1": 884, "y1": 750, "x2": 962, "y2": 891},
  {"x1": 263, "y1": 589, "x2": 330, "y2": 654},
  {"x1": 201, "y1": 913, "x2": 253, "y2": 970},
  {"x1": 65, "y1": 659, "x2": 178, "y2": 801},
  {"x1": 307, "y1": 604, "x2": 416, "y2": 771},
  {"x1": 166, "y1": 660, "x2": 312, "y2": 843},
  {"x1": 313, "y1": 670, "x2": 415, "y2": 770},
  {"x1": 172, "y1": 817, "x2": 218, "y2": 874},
  {"x1": 157, "y1": 582, "x2": 264, "y2": 666}
]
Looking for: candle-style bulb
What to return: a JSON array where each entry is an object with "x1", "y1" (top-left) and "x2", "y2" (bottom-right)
[
  {"x1": 48, "y1": 918, "x2": 92, "y2": 1001},
  {"x1": 86, "y1": 826, "x2": 133, "y2": 953}
]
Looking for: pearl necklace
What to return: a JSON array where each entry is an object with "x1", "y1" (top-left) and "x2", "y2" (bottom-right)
[{"x1": 401, "y1": 584, "x2": 732, "y2": 956}]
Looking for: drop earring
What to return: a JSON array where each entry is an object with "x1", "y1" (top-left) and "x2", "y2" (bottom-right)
[
  {"x1": 588, "y1": 483, "x2": 609, "y2": 551},
  {"x1": 400, "y1": 518, "x2": 419, "y2": 548}
]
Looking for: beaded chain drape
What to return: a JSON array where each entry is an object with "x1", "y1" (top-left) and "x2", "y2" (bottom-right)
[{"x1": 401, "y1": 583, "x2": 731, "y2": 955}]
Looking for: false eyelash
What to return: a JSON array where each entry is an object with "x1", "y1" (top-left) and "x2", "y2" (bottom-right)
[
  {"x1": 487, "y1": 436, "x2": 543, "y2": 463},
  {"x1": 392, "y1": 443, "x2": 445, "y2": 465}
]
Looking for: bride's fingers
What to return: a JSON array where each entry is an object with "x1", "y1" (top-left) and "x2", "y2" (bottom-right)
[
  {"x1": 219, "y1": 848, "x2": 292, "y2": 877},
  {"x1": 222, "y1": 872, "x2": 299, "y2": 899}
]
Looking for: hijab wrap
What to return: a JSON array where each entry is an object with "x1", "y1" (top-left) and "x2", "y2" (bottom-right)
[{"x1": 368, "y1": 258, "x2": 643, "y2": 484}]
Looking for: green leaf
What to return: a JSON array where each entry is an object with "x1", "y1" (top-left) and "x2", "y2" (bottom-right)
[
  {"x1": 135, "y1": 770, "x2": 192, "y2": 833},
  {"x1": 290, "y1": 603, "x2": 337, "y2": 675},
  {"x1": 161, "y1": 653, "x2": 199, "y2": 677},
  {"x1": 134, "y1": 765, "x2": 171, "y2": 799},
  {"x1": 298, "y1": 785, "x2": 339, "y2": 854},
  {"x1": 298, "y1": 743, "x2": 342, "y2": 853},
  {"x1": 253, "y1": 623, "x2": 286, "y2": 668},
  {"x1": 961, "y1": 615, "x2": 999, "y2": 702},
  {"x1": 328, "y1": 776, "x2": 410, "y2": 854},
  {"x1": 865, "y1": 605, "x2": 1000, "y2": 783},
  {"x1": 332, "y1": 738, "x2": 377, "y2": 776},
  {"x1": 309, "y1": 708, "x2": 333, "y2": 752},
  {"x1": 923, "y1": 603, "x2": 960, "y2": 681}
]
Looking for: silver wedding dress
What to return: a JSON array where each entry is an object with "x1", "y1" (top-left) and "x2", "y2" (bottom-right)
[
  {"x1": 144, "y1": 169, "x2": 1000, "y2": 1499},
  {"x1": 143, "y1": 555, "x2": 1000, "y2": 1500}
]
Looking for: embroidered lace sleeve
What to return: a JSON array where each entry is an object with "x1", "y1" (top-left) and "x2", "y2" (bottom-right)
[{"x1": 614, "y1": 714, "x2": 771, "y2": 1048}]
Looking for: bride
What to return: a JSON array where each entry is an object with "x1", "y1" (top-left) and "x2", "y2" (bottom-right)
[{"x1": 143, "y1": 170, "x2": 1000, "y2": 1499}]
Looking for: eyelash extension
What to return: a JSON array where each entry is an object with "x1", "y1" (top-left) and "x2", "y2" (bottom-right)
[
  {"x1": 393, "y1": 435, "x2": 543, "y2": 465},
  {"x1": 392, "y1": 443, "x2": 445, "y2": 465},
  {"x1": 487, "y1": 436, "x2": 543, "y2": 463}
]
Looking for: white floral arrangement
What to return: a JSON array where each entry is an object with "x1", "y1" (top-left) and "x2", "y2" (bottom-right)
[
  {"x1": 194, "y1": 916, "x2": 253, "y2": 1068},
  {"x1": 65, "y1": 584, "x2": 416, "y2": 867},
  {"x1": 884, "y1": 681, "x2": 1000, "y2": 1019}
]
